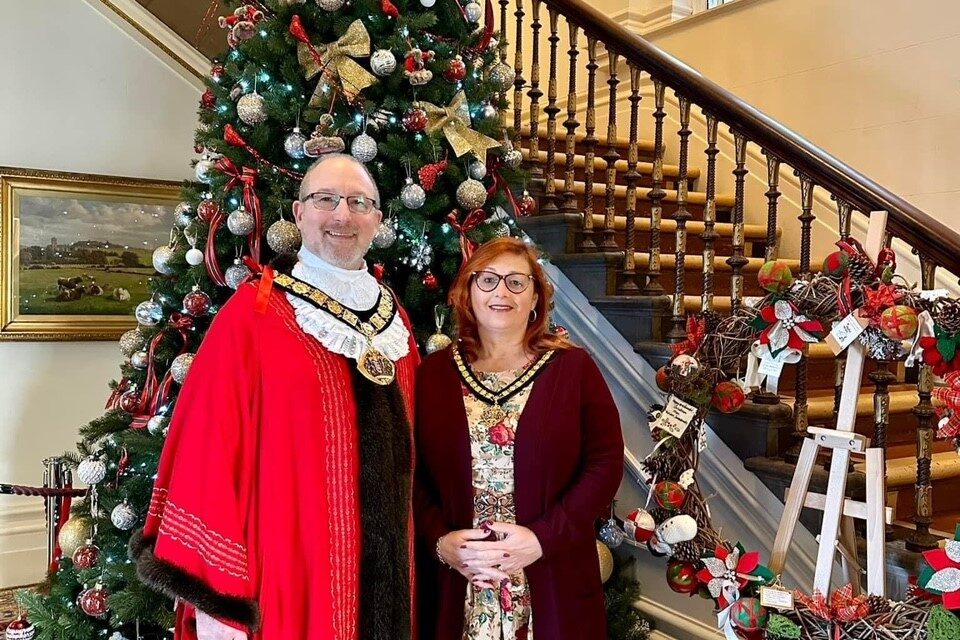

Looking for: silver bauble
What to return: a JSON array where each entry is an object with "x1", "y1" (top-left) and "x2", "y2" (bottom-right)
[
  {"x1": 174, "y1": 201, "x2": 191, "y2": 220},
  {"x1": 119, "y1": 329, "x2": 145, "y2": 357},
  {"x1": 503, "y1": 147, "x2": 523, "y2": 169},
  {"x1": 284, "y1": 128, "x2": 307, "y2": 159},
  {"x1": 147, "y1": 415, "x2": 169, "y2": 437},
  {"x1": 225, "y1": 260, "x2": 253, "y2": 290},
  {"x1": 135, "y1": 300, "x2": 163, "y2": 327},
  {"x1": 456, "y1": 178, "x2": 487, "y2": 209},
  {"x1": 425, "y1": 332, "x2": 452, "y2": 354},
  {"x1": 465, "y1": 0, "x2": 482, "y2": 22},
  {"x1": 317, "y1": 0, "x2": 346, "y2": 10},
  {"x1": 489, "y1": 62, "x2": 516, "y2": 91},
  {"x1": 130, "y1": 351, "x2": 149, "y2": 370},
  {"x1": 237, "y1": 92, "x2": 268, "y2": 125},
  {"x1": 401, "y1": 179, "x2": 426, "y2": 209},
  {"x1": 185, "y1": 248, "x2": 205, "y2": 266},
  {"x1": 152, "y1": 245, "x2": 176, "y2": 275},
  {"x1": 370, "y1": 49, "x2": 397, "y2": 76},
  {"x1": 475, "y1": 102, "x2": 498, "y2": 122},
  {"x1": 468, "y1": 160, "x2": 487, "y2": 180},
  {"x1": 372, "y1": 220, "x2": 397, "y2": 249},
  {"x1": 175, "y1": 208, "x2": 193, "y2": 228},
  {"x1": 170, "y1": 353, "x2": 195, "y2": 384},
  {"x1": 77, "y1": 457, "x2": 107, "y2": 485},
  {"x1": 110, "y1": 502, "x2": 138, "y2": 531},
  {"x1": 490, "y1": 220, "x2": 510, "y2": 238},
  {"x1": 350, "y1": 133, "x2": 378, "y2": 163},
  {"x1": 195, "y1": 159, "x2": 216, "y2": 183},
  {"x1": 266, "y1": 219, "x2": 302, "y2": 253},
  {"x1": 227, "y1": 206, "x2": 256, "y2": 236},
  {"x1": 599, "y1": 518, "x2": 626, "y2": 548}
]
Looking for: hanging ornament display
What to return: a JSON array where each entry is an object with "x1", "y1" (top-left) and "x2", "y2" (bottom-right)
[
  {"x1": 400, "y1": 178, "x2": 426, "y2": 209},
  {"x1": 474, "y1": 101, "x2": 498, "y2": 123},
  {"x1": 284, "y1": 127, "x2": 308, "y2": 159},
  {"x1": 351, "y1": 131, "x2": 378, "y2": 163},
  {"x1": 183, "y1": 287, "x2": 213, "y2": 316},
  {"x1": 174, "y1": 201, "x2": 193, "y2": 227},
  {"x1": 421, "y1": 0, "x2": 437, "y2": 5},
  {"x1": 464, "y1": 0, "x2": 483, "y2": 22},
  {"x1": 372, "y1": 219, "x2": 397, "y2": 249},
  {"x1": 403, "y1": 228, "x2": 434, "y2": 271},
  {"x1": 468, "y1": 160, "x2": 487, "y2": 180},
  {"x1": 879, "y1": 304, "x2": 919, "y2": 341},
  {"x1": 186, "y1": 245, "x2": 205, "y2": 266},
  {"x1": 77, "y1": 457, "x2": 107, "y2": 485},
  {"x1": 267, "y1": 218, "x2": 302, "y2": 253},
  {"x1": 118, "y1": 329, "x2": 145, "y2": 358},
  {"x1": 197, "y1": 199, "x2": 220, "y2": 223},
  {"x1": 317, "y1": 0, "x2": 346, "y2": 11},
  {"x1": 78, "y1": 583, "x2": 110, "y2": 618},
  {"x1": 135, "y1": 300, "x2": 163, "y2": 327},
  {"x1": 443, "y1": 55, "x2": 467, "y2": 83},
  {"x1": 195, "y1": 157, "x2": 216, "y2": 183},
  {"x1": 72, "y1": 540, "x2": 101, "y2": 570},
  {"x1": 152, "y1": 244, "x2": 176, "y2": 276},
  {"x1": 490, "y1": 220, "x2": 510, "y2": 238},
  {"x1": 58, "y1": 516, "x2": 92, "y2": 559},
  {"x1": 404, "y1": 48, "x2": 435, "y2": 85},
  {"x1": 218, "y1": 4, "x2": 264, "y2": 46},
  {"x1": 210, "y1": 63, "x2": 226, "y2": 81},
  {"x1": 488, "y1": 61, "x2": 516, "y2": 91},
  {"x1": 516, "y1": 189, "x2": 535, "y2": 216},
  {"x1": 200, "y1": 89, "x2": 216, "y2": 110},
  {"x1": 237, "y1": 91, "x2": 268, "y2": 125},
  {"x1": 4, "y1": 615, "x2": 36, "y2": 640},
  {"x1": 111, "y1": 502, "x2": 138, "y2": 530},
  {"x1": 710, "y1": 380, "x2": 746, "y2": 414},
  {"x1": 227, "y1": 205, "x2": 256, "y2": 236},
  {"x1": 402, "y1": 107, "x2": 428, "y2": 133},
  {"x1": 456, "y1": 178, "x2": 487, "y2": 209},
  {"x1": 129, "y1": 351, "x2": 149, "y2": 370},
  {"x1": 422, "y1": 270, "x2": 439, "y2": 290},
  {"x1": 370, "y1": 49, "x2": 397, "y2": 76},
  {"x1": 147, "y1": 415, "x2": 169, "y2": 437},
  {"x1": 171, "y1": 353, "x2": 196, "y2": 384},
  {"x1": 225, "y1": 259, "x2": 253, "y2": 290},
  {"x1": 598, "y1": 518, "x2": 626, "y2": 548},
  {"x1": 426, "y1": 305, "x2": 453, "y2": 354}
]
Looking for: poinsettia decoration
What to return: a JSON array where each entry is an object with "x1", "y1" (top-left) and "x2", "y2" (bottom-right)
[
  {"x1": 918, "y1": 525, "x2": 960, "y2": 609},
  {"x1": 697, "y1": 543, "x2": 774, "y2": 609},
  {"x1": 751, "y1": 300, "x2": 824, "y2": 360}
]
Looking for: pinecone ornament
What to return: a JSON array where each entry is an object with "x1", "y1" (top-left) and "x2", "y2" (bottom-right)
[
  {"x1": 939, "y1": 301, "x2": 960, "y2": 334},
  {"x1": 847, "y1": 252, "x2": 874, "y2": 284},
  {"x1": 670, "y1": 540, "x2": 701, "y2": 564},
  {"x1": 866, "y1": 594, "x2": 891, "y2": 614}
]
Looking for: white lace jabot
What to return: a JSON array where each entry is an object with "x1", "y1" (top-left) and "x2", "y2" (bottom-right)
[{"x1": 287, "y1": 248, "x2": 410, "y2": 362}]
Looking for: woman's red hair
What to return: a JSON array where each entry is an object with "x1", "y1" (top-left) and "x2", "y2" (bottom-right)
[{"x1": 448, "y1": 237, "x2": 570, "y2": 361}]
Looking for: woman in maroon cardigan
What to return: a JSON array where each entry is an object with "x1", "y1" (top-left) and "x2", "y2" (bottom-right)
[{"x1": 414, "y1": 237, "x2": 624, "y2": 640}]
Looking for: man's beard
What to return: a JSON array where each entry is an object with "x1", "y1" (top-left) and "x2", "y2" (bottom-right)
[{"x1": 314, "y1": 224, "x2": 368, "y2": 269}]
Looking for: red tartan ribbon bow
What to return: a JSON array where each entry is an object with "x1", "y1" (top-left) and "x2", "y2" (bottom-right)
[
  {"x1": 670, "y1": 315, "x2": 707, "y2": 356},
  {"x1": 795, "y1": 584, "x2": 871, "y2": 638},
  {"x1": 210, "y1": 155, "x2": 263, "y2": 286},
  {"x1": 932, "y1": 371, "x2": 960, "y2": 438},
  {"x1": 860, "y1": 283, "x2": 901, "y2": 321},
  {"x1": 447, "y1": 209, "x2": 487, "y2": 262}
]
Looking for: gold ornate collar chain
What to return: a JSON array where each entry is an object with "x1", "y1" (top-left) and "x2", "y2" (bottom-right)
[
  {"x1": 274, "y1": 271, "x2": 398, "y2": 385},
  {"x1": 452, "y1": 347, "x2": 556, "y2": 424}
]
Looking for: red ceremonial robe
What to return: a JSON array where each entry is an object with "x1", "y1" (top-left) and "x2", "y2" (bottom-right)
[
  {"x1": 131, "y1": 279, "x2": 419, "y2": 639},
  {"x1": 413, "y1": 347, "x2": 624, "y2": 640}
]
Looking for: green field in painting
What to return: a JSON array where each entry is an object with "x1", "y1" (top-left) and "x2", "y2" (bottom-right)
[{"x1": 19, "y1": 250, "x2": 154, "y2": 315}]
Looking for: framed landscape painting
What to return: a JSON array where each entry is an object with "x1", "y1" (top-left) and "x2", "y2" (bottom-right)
[{"x1": 0, "y1": 167, "x2": 181, "y2": 340}]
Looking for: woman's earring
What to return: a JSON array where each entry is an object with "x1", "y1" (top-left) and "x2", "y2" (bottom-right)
[{"x1": 529, "y1": 309, "x2": 538, "y2": 323}]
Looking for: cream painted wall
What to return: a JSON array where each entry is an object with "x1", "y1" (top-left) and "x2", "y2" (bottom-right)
[{"x1": 0, "y1": 0, "x2": 201, "y2": 587}]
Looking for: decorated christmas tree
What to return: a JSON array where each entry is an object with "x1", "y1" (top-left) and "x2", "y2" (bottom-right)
[{"x1": 18, "y1": 1, "x2": 524, "y2": 637}]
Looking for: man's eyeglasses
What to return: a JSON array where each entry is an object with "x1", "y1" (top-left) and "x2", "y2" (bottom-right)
[
  {"x1": 472, "y1": 270, "x2": 534, "y2": 294},
  {"x1": 301, "y1": 191, "x2": 378, "y2": 214}
]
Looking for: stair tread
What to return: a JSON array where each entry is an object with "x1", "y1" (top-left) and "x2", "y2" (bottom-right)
[
  {"x1": 855, "y1": 450, "x2": 960, "y2": 487},
  {"x1": 525, "y1": 148, "x2": 701, "y2": 180},
  {"x1": 557, "y1": 179, "x2": 736, "y2": 208},
  {"x1": 782, "y1": 387, "x2": 919, "y2": 420},
  {"x1": 589, "y1": 214, "x2": 771, "y2": 239},
  {"x1": 520, "y1": 126, "x2": 655, "y2": 152}
]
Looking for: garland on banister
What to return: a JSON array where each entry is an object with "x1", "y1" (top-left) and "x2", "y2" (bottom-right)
[{"x1": 596, "y1": 239, "x2": 960, "y2": 639}]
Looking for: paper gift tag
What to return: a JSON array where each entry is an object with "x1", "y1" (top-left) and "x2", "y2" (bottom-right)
[
  {"x1": 826, "y1": 313, "x2": 870, "y2": 355},
  {"x1": 759, "y1": 586, "x2": 795, "y2": 611},
  {"x1": 757, "y1": 356, "x2": 785, "y2": 379},
  {"x1": 650, "y1": 395, "x2": 699, "y2": 438}
]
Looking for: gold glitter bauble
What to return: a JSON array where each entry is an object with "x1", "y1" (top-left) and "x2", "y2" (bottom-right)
[{"x1": 58, "y1": 516, "x2": 92, "y2": 559}]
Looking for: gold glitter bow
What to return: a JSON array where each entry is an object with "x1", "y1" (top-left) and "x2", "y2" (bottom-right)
[
  {"x1": 296, "y1": 19, "x2": 376, "y2": 104},
  {"x1": 420, "y1": 91, "x2": 499, "y2": 159}
]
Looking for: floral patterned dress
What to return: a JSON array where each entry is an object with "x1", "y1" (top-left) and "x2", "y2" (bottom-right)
[{"x1": 461, "y1": 365, "x2": 535, "y2": 640}]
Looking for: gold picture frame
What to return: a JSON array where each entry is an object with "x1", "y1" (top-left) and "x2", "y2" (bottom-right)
[{"x1": 0, "y1": 167, "x2": 182, "y2": 341}]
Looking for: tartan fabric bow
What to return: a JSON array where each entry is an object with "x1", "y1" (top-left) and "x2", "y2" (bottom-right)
[
  {"x1": 932, "y1": 371, "x2": 960, "y2": 438},
  {"x1": 795, "y1": 584, "x2": 871, "y2": 639}
]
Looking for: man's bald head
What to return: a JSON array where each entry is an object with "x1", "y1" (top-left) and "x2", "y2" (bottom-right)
[{"x1": 297, "y1": 153, "x2": 380, "y2": 205}]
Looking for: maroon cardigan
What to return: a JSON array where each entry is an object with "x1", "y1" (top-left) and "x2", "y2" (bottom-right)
[{"x1": 413, "y1": 346, "x2": 624, "y2": 640}]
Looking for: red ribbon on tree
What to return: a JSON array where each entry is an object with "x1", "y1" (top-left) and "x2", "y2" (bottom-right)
[
  {"x1": 210, "y1": 154, "x2": 264, "y2": 287},
  {"x1": 105, "y1": 377, "x2": 131, "y2": 410},
  {"x1": 488, "y1": 158, "x2": 522, "y2": 216},
  {"x1": 133, "y1": 314, "x2": 194, "y2": 428},
  {"x1": 447, "y1": 208, "x2": 488, "y2": 261},
  {"x1": 289, "y1": 15, "x2": 323, "y2": 68},
  {"x1": 224, "y1": 123, "x2": 304, "y2": 181},
  {"x1": 113, "y1": 446, "x2": 130, "y2": 488}
]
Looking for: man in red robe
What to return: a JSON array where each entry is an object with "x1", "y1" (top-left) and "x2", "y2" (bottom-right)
[{"x1": 131, "y1": 154, "x2": 419, "y2": 640}]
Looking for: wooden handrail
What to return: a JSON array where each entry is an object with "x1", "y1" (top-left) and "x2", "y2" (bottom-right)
[{"x1": 541, "y1": 0, "x2": 960, "y2": 275}]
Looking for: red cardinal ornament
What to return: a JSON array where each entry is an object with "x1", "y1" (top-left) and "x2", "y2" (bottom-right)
[{"x1": 418, "y1": 156, "x2": 450, "y2": 191}]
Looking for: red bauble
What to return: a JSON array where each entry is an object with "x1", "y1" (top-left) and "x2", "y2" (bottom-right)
[
  {"x1": 666, "y1": 560, "x2": 699, "y2": 594},
  {"x1": 655, "y1": 366, "x2": 672, "y2": 393},
  {"x1": 201, "y1": 89, "x2": 216, "y2": 109},
  {"x1": 711, "y1": 380, "x2": 746, "y2": 414},
  {"x1": 197, "y1": 200, "x2": 220, "y2": 222},
  {"x1": 210, "y1": 63, "x2": 226, "y2": 81},
  {"x1": 183, "y1": 289, "x2": 213, "y2": 316},
  {"x1": 78, "y1": 583, "x2": 109, "y2": 618},
  {"x1": 653, "y1": 480, "x2": 687, "y2": 512},
  {"x1": 194, "y1": 143, "x2": 205, "y2": 154},
  {"x1": 372, "y1": 263, "x2": 385, "y2": 281},
  {"x1": 72, "y1": 540, "x2": 101, "y2": 569},
  {"x1": 443, "y1": 55, "x2": 467, "y2": 82},
  {"x1": 4, "y1": 615, "x2": 35, "y2": 640},
  {"x1": 402, "y1": 108, "x2": 428, "y2": 133},
  {"x1": 119, "y1": 388, "x2": 141, "y2": 414},
  {"x1": 624, "y1": 508, "x2": 656, "y2": 543},
  {"x1": 517, "y1": 191, "x2": 536, "y2": 217},
  {"x1": 422, "y1": 271, "x2": 439, "y2": 290}
]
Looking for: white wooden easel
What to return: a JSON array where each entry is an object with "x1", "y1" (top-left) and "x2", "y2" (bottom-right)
[{"x1": 769, "y1": 211, "x2": 891, "y2": 597}]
